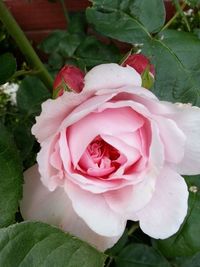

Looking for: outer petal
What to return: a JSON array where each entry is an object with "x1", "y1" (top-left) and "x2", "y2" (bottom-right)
[
  {"x1": 20, "y1": 165, "x2": 121, "y2": 251},
  {"x1": 83, "y1": 64, "x2": 142, "y2": 92},
  {"x1": 171, "y1": 106, "x2": 200, "y2": 174},
  {"x1": 65, "y1": 181, "x2": 126, "y2": 237},
  {"x1": 32, "y1": 91, "x2": 92, "y2": 143},
  {"x1": 136, "y1": 166, "x2": 188, "y2": 239}
]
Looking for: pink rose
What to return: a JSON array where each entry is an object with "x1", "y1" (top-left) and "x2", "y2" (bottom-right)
[
  {"x1": 21, "y1": 63, "x2": 200, "y2": 251},
  {"x1": 53, "y1": 65, "x2": 85, "y2": 97}
]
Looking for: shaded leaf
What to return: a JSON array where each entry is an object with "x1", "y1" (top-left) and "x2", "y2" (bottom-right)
[
  {"x1": 17, "y1": 76, "x2": 50, "y2": 116},
  {"x1": 75, "y1": 36, "x2": 120, "y2": 68},
  {"x1": 115, "y1": 243, "x2": 171, "y2": 267},
  {"x1": 0, "y1": 123, "x2": 23, "y2": 227},
  {"x1": 0, "y1": 53, "x2": 16, "y2": 85}
]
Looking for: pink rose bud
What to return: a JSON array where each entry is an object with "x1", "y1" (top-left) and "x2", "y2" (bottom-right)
[
  {"x1": 122, "y1": 54, "x2": 155, "y2": 89},
  {"x1": 53, "y1": 65, "x2": 85, "y2": 98}
]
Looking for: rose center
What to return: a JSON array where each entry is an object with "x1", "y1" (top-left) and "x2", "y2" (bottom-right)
[{"x1": 77, "y1": 136, "x2": 122, "y2": 178}]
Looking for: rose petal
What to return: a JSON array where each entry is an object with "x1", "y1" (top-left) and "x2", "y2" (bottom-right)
[
  {"x1": 104, "y1": 169, "x2": 156, "y2": 218},
  {"x1": 83, "y1": 64, "x2": 142, "y2": 92},
  {"x1": 20, "y1": 165, "x2": 121, "y2": 251},
  {"x1": 101, "y1": 134, "x2": 141, "y2": 175},
  {"x1": 155, "y1": 117, "x2": 186, "y2": 164},
  {"x1": 65, "y1": 181, "x2": 126, "y2": 237},
  {"x1": 136, "y1": 166, "x2": 188, "y2": 239},
  {"x1": 37, "y1": 134, "x2": 64, "y2": 191},
  {"x1": 68, "y1": 107, "x2": 144, "y2": 167},
  {"x1": 32, "y1": 91, "x2": 92, "y2": 143},
  {"x1": 171, "y1": 106, "x2": 200, "y2": 174}
]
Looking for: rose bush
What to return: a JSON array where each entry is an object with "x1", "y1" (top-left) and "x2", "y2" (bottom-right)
[{"x1": 20, "y1": 62, "x2": 200, "y2": 251}]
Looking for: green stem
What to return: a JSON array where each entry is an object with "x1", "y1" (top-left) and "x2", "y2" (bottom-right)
[
  {"x1": 60, "y1": 0, "x2": 70, "y2": 26},
  {"x1": 160, "y1": 2, "x2": 187, "y2": 32},
  {"x1": 106, "y1": 256, "x2": 114, "y2": 267},
  {"x1": 0, "y1": 1, "x2": 53, "y2": 91},
  {"x1": 128, "y1": 222, "x2": 139, "y2": 236},
  {"x1": 173, "y1": 0, "x2": 191, "y2": 32},
  {"x1": 12, "y1": 69, "x2": 40, "y2": 79}
]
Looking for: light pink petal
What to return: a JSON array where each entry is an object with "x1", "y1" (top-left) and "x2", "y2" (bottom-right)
[
  {"x1": 136, "y1": 166, "x2": 188, "y2": 239},
  {"x1": 20, "y1": 165, "x2": 121, "y2": 251},
  {"x1": 170, "y1": 106, "x2": 200, "y2": 174},
  {"x1": 149, "y1": 121, "x2": 165, "y2": 173},
  {"x1": 96, "y1": 85, "x2": 158, "y2": 100},
  {"x1": 32, "y1": 91, "x2": 93, "y2": 143},
  {"x1": 37, "y1": 134, "x2": 64, "y2": 191},
  {"x1": 155, "y1": 117, "x2": 186, "y2": 164},
  {"x1": 59, "y1": 129, "x2": 72, "y2": 172},
  {"x1": 104, "y1": 168, "x2": 157, "y2": 218},
  {"x1": 105, "y1": 121, "x2": 164, "y2": 215},
  {"x1": 65, "y1": 181, "x2": 126, "y2": 237},
  {"x1": 68, "y1": 107, "x2": 144, "y2": 167},
  {"x1": 83, "y1": 64, "x2": 142, "y2": 92}
]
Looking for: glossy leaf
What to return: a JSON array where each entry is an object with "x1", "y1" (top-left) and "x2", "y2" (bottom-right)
[
  {"x1": 141, "y1": 30, "x2": 200, "y2": 105},
  {"x1": 86, "y1": 0, "x2": 165, "y2": 44},
  {"x1": 0, "y1": 222, "x2": 106, "y2": 267}
]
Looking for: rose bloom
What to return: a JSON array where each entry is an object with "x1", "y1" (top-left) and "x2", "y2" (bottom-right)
[{"x1": 21, "y1": 63, "x2": 200, "y2": 251}]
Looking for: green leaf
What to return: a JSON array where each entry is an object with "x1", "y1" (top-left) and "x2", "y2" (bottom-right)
[
  {"x1": 17, "y1": 76, "x2": 50, "y2": 116},
  {"x1": 153, "y1": 175, "x2": 200, "y2": 258},
  {"x1": 39, "y1": 30, "x2": 82, "y2": 58},
  {"x1": 75, "y1": 36, "x2": 120, "y2": 68},
  {"x1": 86, "y1": 0, "x2": 165, "y2": 44},
  {"x1": 0, "y1": 53, "x2": 16, "y2": 85},
  {"x1": 68, "y1": 12, "x2": 86, "y2": 34},
  {"x1": 39, "y1": 30, "x2": 67, "y2": 54},
  {"x1": 13, "y1": 122, "x2": 34, "y2": 161},
  {"x1": 186, "y1": 0, "x2": 200, "y2": 7},
  {"x1": 58, "y1": 33, "x2": 82, "y2": 57},
  {"x1": 0, "y1": 123, "x2": 23, "y2": 227},
  {"x1": 48, "y1": 52, "x2": 64, "y2": 70},
  {"x1": 115, "y1": 244, "x2": 171, "y2": 267},
  {"x1": 124, "y1": 0, "x2": 166, "y2": 33},
  {"x1": 0, "y1": 222, "x2": 106, "y2": 267},
  {"x1": 86, "y1": 6, "x2": 150, "y2": 44},
  {"x1": 180, "y1": 252, "x2": 200, "y2": 267},
  {"x1": 141, "y1": 30, "x2": 200, "y2": 105}
]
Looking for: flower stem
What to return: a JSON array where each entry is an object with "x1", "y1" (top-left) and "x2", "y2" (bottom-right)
[
  {"x1": 0, "y1": 1, "x2": 53, "y2": 91},
  {"x1": 60, "y1": 0, "x2": 70, "y2": 26},
  {"x1": 160, "y1": 1, "x2": 187, "y2": 32},
  {"x1": 128, "y1": 222, "x2": 139, "y2": 236}
]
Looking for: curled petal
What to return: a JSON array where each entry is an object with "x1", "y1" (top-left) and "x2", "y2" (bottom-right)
[{"x1": 83, "y1": 63, "x2": 142, "y2": 92}]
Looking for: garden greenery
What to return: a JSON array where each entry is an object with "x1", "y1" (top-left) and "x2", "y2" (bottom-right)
[{"x1": 0, "y1": 0, "x2": 200, "y2": 266}]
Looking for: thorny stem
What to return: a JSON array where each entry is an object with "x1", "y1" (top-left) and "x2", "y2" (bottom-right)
[{"x1": 0, "y1": 1, "x2": 53, "y2": 91}]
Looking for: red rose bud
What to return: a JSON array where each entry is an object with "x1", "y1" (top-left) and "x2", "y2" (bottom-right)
[
  {"x1": 122, "y1": 54, "x2": 155, "y2": 89},
  {"x1": 53, "y1": 65, "x2": 85, "y2": 98},
  {"x1": 122, "y1": 54, "x2": 155, "y2": 76}
]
